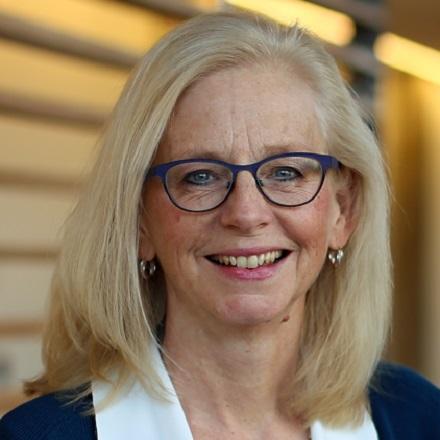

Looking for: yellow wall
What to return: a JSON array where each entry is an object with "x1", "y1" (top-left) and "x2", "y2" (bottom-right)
[
  {"x1": 416, "y1": 81, "x2": 440, "y2": 383},
  {"x1": 380, "y1": 71, "x2": 440, "y2": 385}
]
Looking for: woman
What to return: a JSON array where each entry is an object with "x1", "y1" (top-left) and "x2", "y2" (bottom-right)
[{"x1": 1, "y1": 11, "x2": 439, "y2": 440}]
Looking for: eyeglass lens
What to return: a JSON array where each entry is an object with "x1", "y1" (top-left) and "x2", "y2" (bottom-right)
[{"x1": 165, "y1": 156, "x2": 324, "y2": 212}]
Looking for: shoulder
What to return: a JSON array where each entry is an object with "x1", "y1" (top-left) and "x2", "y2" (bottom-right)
[
  {"x1": 369, "y1": 362, "x2": 440, "y2": 440},
  {"x1": 0, "y1": 391, "x2": 96, "y2": 440}
]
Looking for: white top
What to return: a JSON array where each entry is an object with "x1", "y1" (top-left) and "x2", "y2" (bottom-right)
[{"x1": 92, "y1": 346, "x2": 378, "y2": 440}]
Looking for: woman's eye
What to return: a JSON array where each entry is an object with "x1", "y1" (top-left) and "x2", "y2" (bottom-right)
[
  {"x1": 184, "y1": 170, "x2": 215, "y2": 185},
  {"x1": 271, "y1": 167, "x2": 301, "y2": 180}
]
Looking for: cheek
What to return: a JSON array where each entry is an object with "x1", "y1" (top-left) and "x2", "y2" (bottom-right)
[
  {"x1": 147, "y1": 196, "x2": 181, "y2": 245},
  {"x1": 282, "y1": 189, "x2": 336, "y2": 253},
  {"x1": 310, "y1": 191, "x2": 336, "y2": 238},
  {"x1": 143, "y1": 188, "x2": 208, "y2": 263},
  {"x1": 168, "y1": 209, "x2": 184, "y2": 230}
]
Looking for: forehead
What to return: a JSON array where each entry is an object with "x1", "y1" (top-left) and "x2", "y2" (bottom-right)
[{"x1": 157, "y1": 64, "x2": 324, "y2": 162}]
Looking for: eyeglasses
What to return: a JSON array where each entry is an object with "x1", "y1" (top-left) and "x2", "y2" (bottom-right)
[{"x1": 146, "y1": 152, "x2": 340, "y2": 212}]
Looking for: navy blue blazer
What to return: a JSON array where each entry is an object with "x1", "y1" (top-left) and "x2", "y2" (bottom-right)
[{"x1": 1, "y1": 363, "x2": 439, "y2": 439}]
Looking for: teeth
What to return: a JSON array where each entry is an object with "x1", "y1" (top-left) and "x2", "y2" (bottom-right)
[
  {"x1": 247, "y1": 255, "x2": 259, "y2": 268},
  {"x1": 237, "y1": 256, "x2": 247, "y2": 268},
  {"x1": 212, "y1": 250, "x2": 283, "y2": 268}
]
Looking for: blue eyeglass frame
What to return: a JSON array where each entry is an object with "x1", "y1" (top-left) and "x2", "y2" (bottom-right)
[{"x1": 145, "y1": 151, "x2": 340, "y2": 212}]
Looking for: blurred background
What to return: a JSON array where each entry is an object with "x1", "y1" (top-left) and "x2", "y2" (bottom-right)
[{"x1": 0, "y1": 0, "x2": 439, "y2": 414}]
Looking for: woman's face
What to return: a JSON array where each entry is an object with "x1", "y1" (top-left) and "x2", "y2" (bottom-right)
[{"x1": 141, "y1": 65, "x2": 354, "y2": 328}]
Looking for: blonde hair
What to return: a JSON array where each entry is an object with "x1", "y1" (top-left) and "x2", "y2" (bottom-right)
[{"x1": 26, "y1": 11, "x2": 391, "y2": 427}]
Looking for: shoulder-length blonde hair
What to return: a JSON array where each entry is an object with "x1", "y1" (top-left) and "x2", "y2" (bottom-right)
[{"x1": 26, "y1": 11, "x2": 391, "y2": 427}]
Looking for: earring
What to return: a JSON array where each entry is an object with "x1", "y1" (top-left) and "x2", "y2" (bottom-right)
[
  {"x1": 328, "y1": 249, "x2": 344, "y2": 266},
  {"x1": 139, "y1": 259, "x2": 156, "y2": 279}
]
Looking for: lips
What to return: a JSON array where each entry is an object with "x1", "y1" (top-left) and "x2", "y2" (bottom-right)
[{"x1": 206, "y1": 249, "x2": 289, "y2": 269}]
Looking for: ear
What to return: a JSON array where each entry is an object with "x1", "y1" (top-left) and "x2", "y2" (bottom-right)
[
  {"x1": 329, "y1": 168, "x2": 360, "y2": 250},
  {"x1": 138, "y1": 211, "x2": 156, "y2": 261}
]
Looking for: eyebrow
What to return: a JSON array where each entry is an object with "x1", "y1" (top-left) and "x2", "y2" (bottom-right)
[
  {"x1": 176, "y1": 144, "x2": 315, "y2": 161},
  {"x1": 181, "y1": 151, "x2": 223, "y2": 160}
]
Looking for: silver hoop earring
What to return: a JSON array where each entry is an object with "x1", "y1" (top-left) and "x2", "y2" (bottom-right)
[
  {"x1": 328, "y1": 249, "x2": 344, "y2": 266},
  {"x1": 139, "y1": 259, "x2": 156, "y2": 279}
]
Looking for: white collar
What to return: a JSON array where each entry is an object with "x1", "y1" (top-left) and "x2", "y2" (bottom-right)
[{"x1": 92, "y1": 346, "x2": 378, "y2": 440}]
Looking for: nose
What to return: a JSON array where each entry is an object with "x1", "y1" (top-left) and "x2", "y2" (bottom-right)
[{"x1": 219, "y1": 171, "x2": 273, "y2": 232}]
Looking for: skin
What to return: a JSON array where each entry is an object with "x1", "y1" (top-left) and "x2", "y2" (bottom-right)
[{"x1": 140, "y1": 64, "x2": 356, "y2": 439}]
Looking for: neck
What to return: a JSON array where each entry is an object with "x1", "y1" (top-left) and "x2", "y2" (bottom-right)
[{"x1": 162, "y1": 297, "x2": 306, "y2": 436}]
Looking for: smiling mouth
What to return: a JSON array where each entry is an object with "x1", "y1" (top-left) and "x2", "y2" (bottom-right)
[{"x1": 206, "y1": 250, "x2": 290, "y2": 269}]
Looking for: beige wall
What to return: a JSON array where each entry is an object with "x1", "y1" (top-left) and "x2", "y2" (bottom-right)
[
  {"x1": 380, "y1": 71, "x2": 440, "y2": 384},
  {"x1": 418, "y1": 81, "x2": 440, "y2": 383},
  {"x1": 0, "y1": 0, "x2": 180, "y2": 413},
  {"x1": 0, "y1": 120, "x2": 93, "y2": 410}
]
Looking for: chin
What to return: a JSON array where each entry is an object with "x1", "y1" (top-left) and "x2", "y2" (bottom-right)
[{"x1": 215, "y1": 294, "x2": 295, "y2": 327}]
